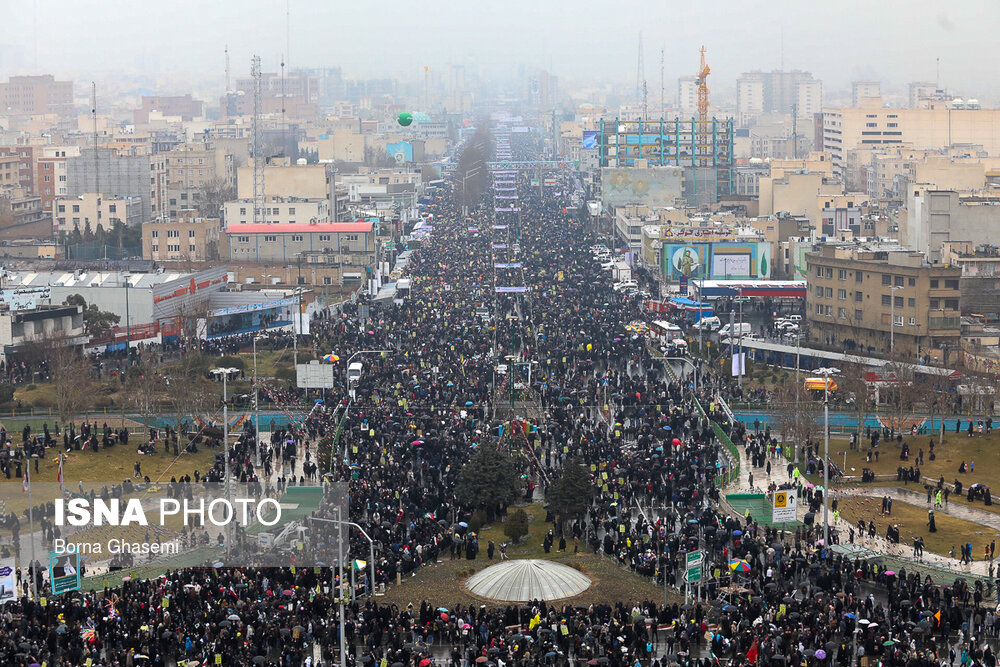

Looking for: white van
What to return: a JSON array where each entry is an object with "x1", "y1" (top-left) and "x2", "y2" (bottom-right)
[
  {"x1": 696, "y1": 316, "x2": 721, "y2": 331},
  {"x1": 718, "y1": 322, "x2": 752, "y2": 338},
  {"x1": 348, "y1": 362, "x2": 364, "y2": 385},
  {"x1": 695, "y1": 315, "x2": 722, "y2": 331}
]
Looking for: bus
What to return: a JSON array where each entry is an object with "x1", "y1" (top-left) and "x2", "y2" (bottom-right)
[{"x1": 649, "y1": 320, "x2": 683, "y2": 350}]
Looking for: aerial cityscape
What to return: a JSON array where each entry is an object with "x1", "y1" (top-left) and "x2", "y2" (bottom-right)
[{"x1": 0, "y1": 2, "x2": 998, "y2": 666}]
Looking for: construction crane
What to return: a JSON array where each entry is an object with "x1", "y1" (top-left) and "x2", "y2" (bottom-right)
[{"x1": 695, "y1": 46, "x2": 711, "y2": 166}]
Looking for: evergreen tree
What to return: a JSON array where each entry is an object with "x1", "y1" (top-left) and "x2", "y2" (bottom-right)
[
  {"x1": 546, "y1": 459, "x2": 592, "y2": 526},
  {"x1": 504, "y1": 509, "x2": 530, "y2": 544},
  {"x1": 455, "y1": 446, "x2": 521, "y2": 520}
]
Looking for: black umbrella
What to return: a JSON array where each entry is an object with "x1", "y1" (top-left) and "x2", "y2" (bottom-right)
[{"x1": 252, "y1": 657, "x2": 266, "y2": 665}]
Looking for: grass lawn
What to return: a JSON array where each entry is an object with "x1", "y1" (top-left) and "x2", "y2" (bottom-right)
[
  {"x1": 836, "y1": 493, "x2": 1000, "y2": 558},
  {"x1": 0, "y1": 444, "x2": 218, "y2": 521},
  {"x1": 382, "y1": 503, "x2": 676, "y2": 608},
  {"x1": 2, "y1": 443, "x2": 217, "y2": 485},
  {"x1": 816, "y1": 430, "x2": 1000, "y2": 516}
]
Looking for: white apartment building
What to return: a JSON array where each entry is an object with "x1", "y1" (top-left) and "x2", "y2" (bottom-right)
[
  {"x1": 223, "y1": 198, "x2": 330, "y2": 226},
  {"x1": 677, "y1": 76, "x2": 699, "y2": 118}
]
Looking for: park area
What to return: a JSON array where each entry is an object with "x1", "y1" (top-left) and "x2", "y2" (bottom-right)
[
  {"x1": 381, "y1": 503, "x2": 672, "y2": 608},
  {"x1": 765, "y1": 419, "x2": 1000, "y2": 558}
]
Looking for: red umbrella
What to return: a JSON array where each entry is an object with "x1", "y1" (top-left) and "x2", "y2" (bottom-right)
[{"x1": 440, "y1": 612, "x2": 449, "y2": 621}]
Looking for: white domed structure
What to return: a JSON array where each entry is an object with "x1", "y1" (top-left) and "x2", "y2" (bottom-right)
[{"x1": 464, "y1": 559, "x2": 592, "y2": 602}]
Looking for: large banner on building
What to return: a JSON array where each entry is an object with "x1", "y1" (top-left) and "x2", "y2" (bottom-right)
[
  {"x1": 0, "y1": 558, "x2": 15, "y2": 603},
  {"x1": 601, "y1": 167, "x2": 683, "y2": 209},
  {"x1": 664, "y1": 244, "x2": 709, "y2": 281},
  {"x1": 662, "y1": 242, "x2": 772, "y2": 282}
]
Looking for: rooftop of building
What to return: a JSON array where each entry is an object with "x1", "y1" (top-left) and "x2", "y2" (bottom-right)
[
  {"x1": 4, "y1": 270, "x2": 195, "y2": 290},
  {"x1": 807, "y1": 241, "x2": 961, "y2": 270},
  {"x1": 225, "y1": 221, "x2": 374, "y2": 234}
]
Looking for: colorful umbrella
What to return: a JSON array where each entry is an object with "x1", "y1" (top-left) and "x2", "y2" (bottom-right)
[
  {"x1": 728, "y1": 558, "x2": 751, "y2": 573},
  {"x1": 323, "y1": 354, "x2": 340, "y2": 363}
]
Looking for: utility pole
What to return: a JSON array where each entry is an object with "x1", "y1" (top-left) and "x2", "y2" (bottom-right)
[
  {"x1": 337, "y1": 506, "x2": 347, "y2": 667},
  {"x1": 253, "y1": 335, "x2": 262, "y2": 467},
  {"x1": 91, "y1": 82, "x2": 100, "y2": 198},
  {"x1": 251, "y1": 55, "x2": 266, "y2": 225},
  {"x1": 223, "y1": 370, "x2": 232, "y2": 558}
]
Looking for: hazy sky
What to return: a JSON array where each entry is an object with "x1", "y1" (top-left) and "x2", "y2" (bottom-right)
[{"x1": 3, "y1": 0, "x2": 998, "y2": 98}]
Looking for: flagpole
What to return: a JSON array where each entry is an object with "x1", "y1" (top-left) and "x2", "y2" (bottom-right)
[
  {"x1": 26, "y1": 463, "x2": 37, "y2": 600},
  {"x1": 58, "y1": 453, "x2": 64, "y2": 499}
]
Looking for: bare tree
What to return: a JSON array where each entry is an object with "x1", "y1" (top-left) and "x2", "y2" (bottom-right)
[
  {"x1": 882, "y1": 355, "x2": 919, "y2": 433},
  {"x1": 47, "y1": 338, "x2": 94, "y2": 426},
  {"x1": 196, "y1": 178, "x2": 235, "y2": 218},
  {"x1": 773, "y1": 377, "x2": 822, "y2": 463},
  {"x1": 165, "y1": 353, "x2": 214, "y2": 437},
  {"x1": 838, "y1": 361, "x2": 873, "y2": 444},
  {"x1": 125, "y1": 362, "x2": 168, "y2": 431}
]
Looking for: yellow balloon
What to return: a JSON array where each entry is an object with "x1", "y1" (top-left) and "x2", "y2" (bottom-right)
[{"x1": 586, "y1": 344, "x2": 592, "y2": 351}]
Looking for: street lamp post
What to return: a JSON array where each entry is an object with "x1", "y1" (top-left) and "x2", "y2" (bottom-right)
[
  {"x1": 795, "y1": 328, "x2": 801, "y2": 463},
  {"x1": 311, "y1": 515, "x2": 376, "y2": 598},
  {"x1": 345, "y1": 349, "x2": 390, "y2": 388},
  {"x1": 816, "y1": 367, "x2": 835, "y2": 546},
  {"x1": 211, "y1": 367, "x2": 240, "y2": 558},
  {"x1": 252, "y1": 334, "x2": 263, "y2": 467},
  {"x1": 123, "y1": 272, "x2": 131, "y2": 366},
  {"x1": 461, "y1": 167, "x2": 481, "y2": 218}
]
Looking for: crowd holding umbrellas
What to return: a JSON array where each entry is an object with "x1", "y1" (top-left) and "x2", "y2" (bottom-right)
[{"x1": 0, "y1": 130, "x2": 994, "y2": 667}]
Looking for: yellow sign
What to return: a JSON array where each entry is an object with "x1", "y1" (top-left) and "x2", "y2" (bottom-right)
[{"x1": 774, "y1": 491, "x2": 789, "y2": 509}]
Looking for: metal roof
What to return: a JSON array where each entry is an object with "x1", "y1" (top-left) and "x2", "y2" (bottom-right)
[{"x1": 464, "y1": 559, "x2": 592, "y2": 602}]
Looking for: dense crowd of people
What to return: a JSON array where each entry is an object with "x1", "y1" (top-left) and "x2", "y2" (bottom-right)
[{"x1": 0, "y1": 130, "x2": 993, "y2": 667}]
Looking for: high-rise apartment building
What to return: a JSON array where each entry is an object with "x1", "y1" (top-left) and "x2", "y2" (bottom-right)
[
  {"x1": 0, "y1": 75, "x2": 73, "y2": 115},
  {"x1": 822, "y1": 97, "x2": 1000, "y2": 182},
  {"x1": 133, "y1": 95, "x2": 205, "y2": 124},
  {"x1": 164, "y1": 143, "x2": 233, "y2": 218},
  {"x1": 851, "y1": 81, "x2": 881, "y2": 106},
  {"x1": 736, "y1": 70, "x2": 823, "y2": 120},
  {"x1": 677, "y1": 76, "x2": 699, "y2": 118}
]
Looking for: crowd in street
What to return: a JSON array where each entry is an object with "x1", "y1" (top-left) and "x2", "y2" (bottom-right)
[{"x1": 0, "y1": 131, "x2": 994, "y2": 667}]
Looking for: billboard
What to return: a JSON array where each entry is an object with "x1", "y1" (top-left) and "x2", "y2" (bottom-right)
[
  {"x1": 297, "y1": 362, "x2": 336, "y2": 389},
  {"x1": 713, "y1": 242, "x2": 772, "y2": 280},
  {"x1": 0, "y1": 558, "x2": 14, "y2": 603},
  {"x1": 664, "y1": 244, "x2": 709, "y2": 281},
  {"x1": 601, "y1": 166, "x2": 683, "y2": 209},
  {"x1": 386, "y1": 142, "x2": 414, "y2": 164},
  {"x1": 662, "y1": 242, "x2": 771, "y2": 282},
  {"x1": 49, "y1": 551, "x2": 81, "y2": 595},
  {"x1": 660, "y1": 227, "x2": 737, "y2": 243},
  {"x1": 582, "y1": 130, "x2": 599, "y2": 149},
  {"x1": 0, "y1": 287, "x2": 51, "y2": 311}
]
